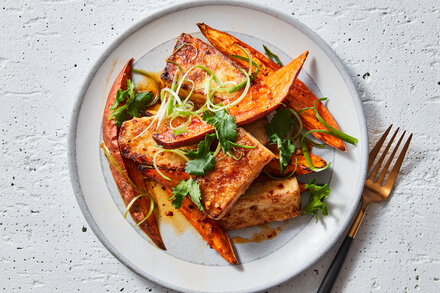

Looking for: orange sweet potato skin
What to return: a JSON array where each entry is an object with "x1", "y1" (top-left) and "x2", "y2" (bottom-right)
[
  {"x1": 197, "y1": 23, "x2": 346, "y2": 151},
  {"x1": 140, "y1": 167, "x2": 238, "y2": 264},
  {"x1": 228, "y1": 51, "x2": 308, "y2": 124},
  {"x1": 287, "y1": 81, "x2": 346, "y2": 151},
  {"x1": 153, "y1": 49, "x2": 308, "y2": 148},
  {"x1": 264, "y1": 152, "x2": 327, "y2": 176},
  {"x1": 102, "y1": 59, "x2": 165, "y2": 250},
  {"x1": 152, "y1": 116, "x2": 214, "y2": 149}
]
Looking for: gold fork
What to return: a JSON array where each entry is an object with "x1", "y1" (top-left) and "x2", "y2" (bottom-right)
[{"x1": 317, "y1": 125, "x2": 413, "y2": 293}]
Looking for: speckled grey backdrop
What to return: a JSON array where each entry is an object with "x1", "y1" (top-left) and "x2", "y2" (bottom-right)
[{"x1": 1, "y1": 0, "x2": 439, "y2": 292}]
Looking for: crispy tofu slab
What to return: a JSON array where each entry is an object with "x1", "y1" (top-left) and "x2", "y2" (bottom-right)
[
  {"x1": 154, "y1": 49, "x2": 308, "y2": 148},
  {"x1": 198, "y1": 128, "x2": 275, "y2": 219},
  {"x1": 219, "y1": 177, "x2": 301, "y2": 230},
  {"x1": 161, "y1": 33, "x2": 244, "y2": 105},
  {"x1": 118, "y1": 116, "x2": 191, "y2": 170},
  {"x1": 140, "y1": 168, "x2": 238, "y2": 264},
  {"x1": 198, "y1": 23, "x2": 346, "y2": 151},
  {"x1": 127, "y1": 120, "x2": 275, "y2": 219},
  {"x1": 102, "y1": 59, "x2": 165, "y2": 250}
]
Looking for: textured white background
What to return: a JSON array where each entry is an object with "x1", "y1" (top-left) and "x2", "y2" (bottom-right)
[{"x1": 1, "y1": 0, "x2": 439, "y2": 292}]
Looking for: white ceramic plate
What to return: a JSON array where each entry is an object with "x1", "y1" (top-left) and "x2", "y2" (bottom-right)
[{"x1": 68, "y1": 1, "x2": 368, "y2": 292}]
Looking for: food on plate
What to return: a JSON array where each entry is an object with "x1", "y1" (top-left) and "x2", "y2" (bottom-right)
[
  {"x1": 264, "y1": 150, "x2": 328, "y2": 176},
  {"x1": 101, "y1": 24, "x2": 357, "y2": 264},
  {"x1": 161, "y1": 33, "x2": 245, "y2": 105},
  {"x1": 101, "y1": 59, "x2": 165, "y2": 250},
  {"x1": 119, "y1": 116, "x2": 192, "y2": 170},
  {"x1": 140, "y1": 167, "x2": 237, "y2": 264},
  {"x1": 197, "y1": 128, "x2": 274, "y2": 219},
  {"x1": 152, "y1": 33, "x2": 308, "y2": 148},
  {"x1": 197, "y1": 23, "x2": 357, "y2": 151},
  {"x1": 219, "y1": 176, "x2": 301, "y2": 230}
]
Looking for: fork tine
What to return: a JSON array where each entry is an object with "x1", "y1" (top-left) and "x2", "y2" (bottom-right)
[
  {"x1": 369, "y1": 127, "x2": 399, "y2": 180},
  {"x1": 377, "y1": 131, "x2": 406, "y2": 184},
  {"x1": 368, "y1": 125, "x2": 393, "y2": 171},
  {"x1": 385, "y1": 133, "x2": 413, "y2": 190}
]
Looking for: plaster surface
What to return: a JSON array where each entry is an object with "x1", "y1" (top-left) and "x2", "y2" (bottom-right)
[{"x1": 0, "y1": 0, "x2": 439, "y2": 292}]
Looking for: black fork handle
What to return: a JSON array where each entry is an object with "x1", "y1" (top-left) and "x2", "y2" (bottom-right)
[{"x1": 317, "y1": 236, "x2": 354, "y2": 293}]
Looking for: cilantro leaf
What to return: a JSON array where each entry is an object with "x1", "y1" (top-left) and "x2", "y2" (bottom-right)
[
  {"x1": 301, "y1": 178, "x2": 331, "y2": 222},
  {"x1": 186, "y1": 133, "x2": 216, "y2": 159},
  {"x1": 278, "y1": 138, "x2": 295, "y2": 173},
  {"x1": 185, "y1": 154, "x2": 215, "y2": 176},
  {"x1": 127, "y1": 92, "x2": 154, "y2": 117},
  {"x1": 185, "y1": 133, "x2": 216, "y2": 176},
  {"x1": 170, "y1": 180, "x2": 187, "y2": 209},
  {"x1": 202, "y1": 108, "x2": 237, "y2": 155},
  {"x1": 263, "y1": 45, "x2": 284, "y2": 67},
  {"x1": 187, "y1": 178, "x2": 203, "y2": 211},
  {"x1": 113, "y1": 110, "x2": 131, "y2": 128},
  {"x1": 265, "y1": 107, "x2": 296, "y2": 174},
  {"x1": 111, "y1": 89, "x2": 128, "y2": 111},
  {"x1": 110, "y1": 79, "x2": 135, "y2": 111},
  {"x1": 265, "y1": 107, "x2": 294, "y2": 140},
  {"x1": 109, "y1": 79, "x2": 152, "y2": 127},
  {"x1": 170, "y1": 178, "x2": 204, "y2": 211}
]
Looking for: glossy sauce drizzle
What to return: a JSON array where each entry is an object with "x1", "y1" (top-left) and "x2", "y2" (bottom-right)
[
  {"x1": 135, "y1": 71, "x2": 162, "y2": 93},
  {"x1": 145, "y1": 180, "x2": 191, "y2": 235},
  {"x1": 232, "y1": 223, "x2": 285, "y2": 244},
  {"x1": 135, "y1": 71, "x2": 163, "y2": 113}
]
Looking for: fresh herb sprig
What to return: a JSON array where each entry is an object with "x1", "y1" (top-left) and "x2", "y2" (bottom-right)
[
  {"x1": 263, "y1": 45, "x2": 284, "y2": 67},
  {"x1": 265, "y1": 107, "x2": 297, "y2": 174},
  {"x1": 185, "y1": 133, "x2": 217, "y2": 176},
  {"x1": 301, "y1": 178, "x2": 331, "y2": 222},
  {"x1": 202, "y1": 108, "x2": 238, "y2": 156},
  {"x1": 170, "y1": 177, "x2": 203, "y2": 211},
  {"x1": 109, "y1": 79, "x2": 154, "y2": 127}
]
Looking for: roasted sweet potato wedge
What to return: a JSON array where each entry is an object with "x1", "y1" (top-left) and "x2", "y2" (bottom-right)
[
  {"x1": 287, "y1": 82, "x2": 347, "y2": 151},
  {"x1": 198, "y1": 23, "x2": 346, "y2": 151},
  {"x1": 198, "y1": 23, "x2": 277, "y2": 81},
  {"x1": 161, "y1": 33, "x2": 245, "y2": 105},
  {"x1": 298, "y1": 181, "x2": 307, "y2": 193},
  {"x1": 219, "y1": 177, "x2": 301, "y2": 230},
  {"x1": 153, "y1": 50, "x2": 308, "y2": 148},
  {"x1": 102, "y1": 59, "x2": 165, "y2": 250},
  {"x1": 264, "y1": 152, "x2": 328, "y2": 176},
  {"x1": 197, "y1": 128, "x2": 275, "y2": 219},
  {"x1": 140, "y1": 168, "x2": 238, "y2": 264}
]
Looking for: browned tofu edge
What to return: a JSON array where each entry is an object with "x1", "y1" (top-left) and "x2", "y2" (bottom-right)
[
  {"x1": 199, "y1": 128, "x2": 275, "y2": 220},
  {"x1": 160, "y1": 33, "x2": 244, "y2": 105},
  {"x1": 219, "y1": 177, "x2": 300, "y2": 230}
]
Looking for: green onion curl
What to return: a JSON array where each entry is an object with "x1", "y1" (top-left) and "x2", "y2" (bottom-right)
[
  {"x1": 313, "y1": 98, "x2": 358, "y2": 145},
  {"x1": 263, "y1": 157, "x2": 298, "y2": 180},
  {"x1": 300, "y1": 130, "x2": 331, "y2": 172},
  {"x1": 132, "y1": 69, "x2": 161, "y2": 106},
  {"x1": 123, "y1": 193, "x2": 155, "y2": 227},
  {"x1": 153, "y1": 149, "x2": 189, "y2": 181}
]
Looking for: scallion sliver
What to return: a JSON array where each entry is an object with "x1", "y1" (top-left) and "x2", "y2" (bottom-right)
[{"x1": 313, "y1": 98, "x2": 358, "y2": 146}]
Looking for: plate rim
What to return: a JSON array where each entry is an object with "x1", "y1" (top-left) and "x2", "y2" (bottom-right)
[{"x1": 67, "y1": 1, "x2": 368, "y2": 292}]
